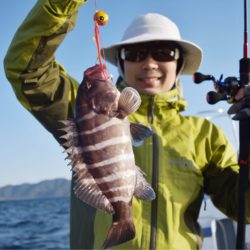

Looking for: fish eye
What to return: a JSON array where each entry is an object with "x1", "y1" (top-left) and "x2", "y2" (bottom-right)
[{"x1": 86, "y1": 81, "x2": 92, "y2": 89}]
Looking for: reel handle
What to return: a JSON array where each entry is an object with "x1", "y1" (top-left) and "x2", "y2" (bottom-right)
[
  {"x1": 193, "y1": 72, "x2": 215, "y2": 84},
  {"x1": 206, "y1": 91, "x2": 228, "y2": 104}
]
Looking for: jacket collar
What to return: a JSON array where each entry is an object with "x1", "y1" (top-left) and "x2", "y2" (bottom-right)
[
  {"x1": 116, "y1": 79, "x2": 187, "y2": 122},
  {"x1": 116, "y1": 77, "x2": 187, "y2": 112},
  {"x1": 139, "y1": 88, "x2": 187, "y2": 113}
]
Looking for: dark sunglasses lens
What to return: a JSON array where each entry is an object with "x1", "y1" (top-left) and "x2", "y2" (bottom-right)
[
  {"x1": 124, "y1": 49, "x2": 137, "y2": 61},
  {"x1": 124, "y1": 49, "x2": 147, "y2": 62},
  {"x1": 152, "y1": 49, "x2": 176, "y2": 62}
]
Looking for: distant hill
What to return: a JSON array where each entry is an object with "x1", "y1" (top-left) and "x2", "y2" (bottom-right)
[{"x1": 0, "y1": 178, "x2": 71, "y2": 201}]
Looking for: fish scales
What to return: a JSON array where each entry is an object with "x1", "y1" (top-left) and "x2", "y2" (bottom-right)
[
  {"x1": 78, "y1": 111, "x2": 136, "y2": 202},
  {"x1": 60, "y1": 64, "x2": 155, "y2": 249}
]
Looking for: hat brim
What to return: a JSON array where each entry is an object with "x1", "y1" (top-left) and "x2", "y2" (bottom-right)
[{"x1": 103, "y1": 36, "x2": 202, "y2": 75}]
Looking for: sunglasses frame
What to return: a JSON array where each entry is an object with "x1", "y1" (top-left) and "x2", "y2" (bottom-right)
[{"x1": 120, "y1": 42, "x2": 180, "y2": 63}]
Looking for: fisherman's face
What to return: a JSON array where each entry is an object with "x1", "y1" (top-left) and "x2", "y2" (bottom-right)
[{"x1": 121, "y1": 42, "x2": 179, "y2": 95}]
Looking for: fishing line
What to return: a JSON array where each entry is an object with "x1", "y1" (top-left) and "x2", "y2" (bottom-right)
[{"x1": 93, "y1": 0, "x2": 109, "y2": 78}]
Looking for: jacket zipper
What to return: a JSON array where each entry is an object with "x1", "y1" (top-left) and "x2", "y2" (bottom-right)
[{"x1": 149, "y1": 97, "x2": 159, "y2": 250}]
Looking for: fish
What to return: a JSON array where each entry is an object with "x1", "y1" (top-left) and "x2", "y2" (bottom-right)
[{"x1": 59, "y1": 64, "x2": 155, "y2": 249}]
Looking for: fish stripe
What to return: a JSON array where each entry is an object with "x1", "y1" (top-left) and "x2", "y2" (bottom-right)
[
  {"x1": 102, "y1": 184, "x2": 134, "y2": 193},
  {"x1": 77, "y1": 113, "x2": 113, "y2": 131},
  {"x1": 79, "y1": 118, "x2": 122, "y2": 135},
  {"x1": 85, "y1": 161, "x2": 132, "y2": 180},
  {"x1": 87, "y1": 153, "x2": 134, "y2": 169},
  {"x1": 81, "y1": 135, "x2": 131, "y2": 152},
  {"x1": 82, "y1": 144, "x2": 131, "y2": 165},
  {"x1": 94, "y1": 170, "x2": 135, "y2": 184},
  {"x1": 79, "y1": 123, "x2": 127, "y2": 147},
  {"x1": 97, "y1": 178, "x2": 127, "y2": 190},
  {"x1": 108, "y1": 195, "x2": 132, "y2": 203},
  {"x1": 77, "y1": 111, "x2": 97, "y2": 122}
]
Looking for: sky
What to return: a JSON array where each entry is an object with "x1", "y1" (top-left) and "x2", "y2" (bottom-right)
[{"x1": 0, "y1": 0, "x2": 245, "y2": 187}]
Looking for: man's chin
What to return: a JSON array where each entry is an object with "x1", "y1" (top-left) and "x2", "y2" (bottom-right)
[{"x1": 138, "y1": 87, "x2": 161, "y2": 96}]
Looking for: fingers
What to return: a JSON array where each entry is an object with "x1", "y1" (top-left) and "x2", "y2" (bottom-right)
[
  {"x1": 228, "y1": 96, "x2": 250, "y2": 120},
  {"x1": 231, "y1": 108, "x2": 250, "y2": 120},
  {"x1": 228, "y1": 99, "x2": 245, "y2": 115}
]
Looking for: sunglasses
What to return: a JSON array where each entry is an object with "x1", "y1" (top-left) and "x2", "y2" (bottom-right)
[{"x1": 120, "y1": 45, "x2": 179, "y2": 63}]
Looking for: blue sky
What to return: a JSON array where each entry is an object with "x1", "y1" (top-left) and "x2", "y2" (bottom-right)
[{"x1": 0, "y1": 0, "x2": 244, "y2": 186}]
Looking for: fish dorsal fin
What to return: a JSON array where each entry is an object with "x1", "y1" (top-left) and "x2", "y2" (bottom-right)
[
  {"x1": 59, "y1": 119, "x2": 114, "y2": 214},
  {"x1": 73, "y1": 163, "x2": 114, "y2": 214},
  {"x1": 130, "y1": 123, "x2": 153, "y2": 147},
  {"x1": 134, "y1": 166, "x2": 155, "y2": 200},
  {"x1": 118, "y1": 87, "x2": 141, "y2": 118}
]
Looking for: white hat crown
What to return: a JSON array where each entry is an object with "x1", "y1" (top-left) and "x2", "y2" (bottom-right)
[{"x1": 122, "y1": 13, "x2": 181, "y2": 42}]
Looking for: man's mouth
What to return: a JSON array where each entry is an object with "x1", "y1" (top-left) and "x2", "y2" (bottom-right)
[{"x1": 137, "y1": 76, "x2": 162, "y2": 86}]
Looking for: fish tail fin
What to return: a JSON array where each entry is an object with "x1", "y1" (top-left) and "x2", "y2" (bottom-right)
[{"x1": 102, "y1": 219, "x2": 135, "y2": 249}]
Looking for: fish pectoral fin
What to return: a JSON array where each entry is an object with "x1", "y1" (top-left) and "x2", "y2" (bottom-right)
[
  {"x1": 130, "y1": 123, "x2": 153, "y2": 147},
  {"x1": 134, "y1": 166, "x2": 156, "y2": 201},
  {"x1": 73, "y1": 163, "x2": 114, "y2": 214},
  {"x1": 118, "y1": 87, "x2": 141, "y2": 117}
]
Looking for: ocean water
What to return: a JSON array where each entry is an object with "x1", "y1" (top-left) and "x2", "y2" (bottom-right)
[
  {"x1": 1, "y1": 196, "x2": 249, "y2": 249},
  {"x1": 0, "y1": 196, "x2": 216, "y2": 250},
  {"x1": 0, "y1": 197, "x2": 70, "y2": 249}
]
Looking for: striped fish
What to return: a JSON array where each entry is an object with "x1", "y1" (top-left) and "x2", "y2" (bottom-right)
[{"x1": 60, "y1": 64, "x2": 155, "y2": 249}]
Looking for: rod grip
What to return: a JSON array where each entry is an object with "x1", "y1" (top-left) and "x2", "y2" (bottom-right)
[{"x1": 239, "y1": 57, "x2": 250, "y2": 86}]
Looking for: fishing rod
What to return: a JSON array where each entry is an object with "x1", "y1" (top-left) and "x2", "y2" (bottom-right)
[{"x1": 193, "y1": 1, "x2": 250, "y2": 249}]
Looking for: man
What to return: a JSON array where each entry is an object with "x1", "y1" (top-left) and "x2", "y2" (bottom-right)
[{"x1": 4, "y1": 0, "x2": 250, "y2": 249}]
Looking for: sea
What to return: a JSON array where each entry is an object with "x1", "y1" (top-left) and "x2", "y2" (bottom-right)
[
  {"x1": 0, "y1": 196, "x2": 249, "y2": 249},
  {"x1": 0, "y1": 197, "x2": 70, "y2": 249}
]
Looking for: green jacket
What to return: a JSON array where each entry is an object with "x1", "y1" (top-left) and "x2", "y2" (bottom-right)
[{"x1": 4, "y1": 0, "x2": 250, "y2": 249}]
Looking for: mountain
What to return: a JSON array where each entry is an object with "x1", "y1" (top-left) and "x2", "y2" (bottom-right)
[{"x1": 0, "y1": 178, "x2": 71, "y2": 201}]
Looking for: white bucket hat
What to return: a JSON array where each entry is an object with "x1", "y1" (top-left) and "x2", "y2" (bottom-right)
[{"x1": 103, "y1": 13, "x2": 202, "y2": 75}]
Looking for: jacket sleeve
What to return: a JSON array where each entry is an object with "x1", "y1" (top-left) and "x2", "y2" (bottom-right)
[
  {"x1": 202, "y1": 122, "x2": 250, "y2": 223},
  {"x1": 4, "y1": 0, "x2": 87, "y2": 142}
]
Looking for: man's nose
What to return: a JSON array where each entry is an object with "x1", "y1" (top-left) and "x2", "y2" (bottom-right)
[{"x1": 141, "y1": 54, "x2": 159, "y2": 70}]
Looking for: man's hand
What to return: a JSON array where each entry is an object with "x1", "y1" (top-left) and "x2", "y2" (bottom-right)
[{"x1": 228, "y1": 86, "x2": 250, "y2": 120}]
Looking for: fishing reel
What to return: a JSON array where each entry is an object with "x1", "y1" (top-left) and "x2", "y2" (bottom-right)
[{"x1": 193, "y1": 72, "x2": 241, "y2": 105}]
